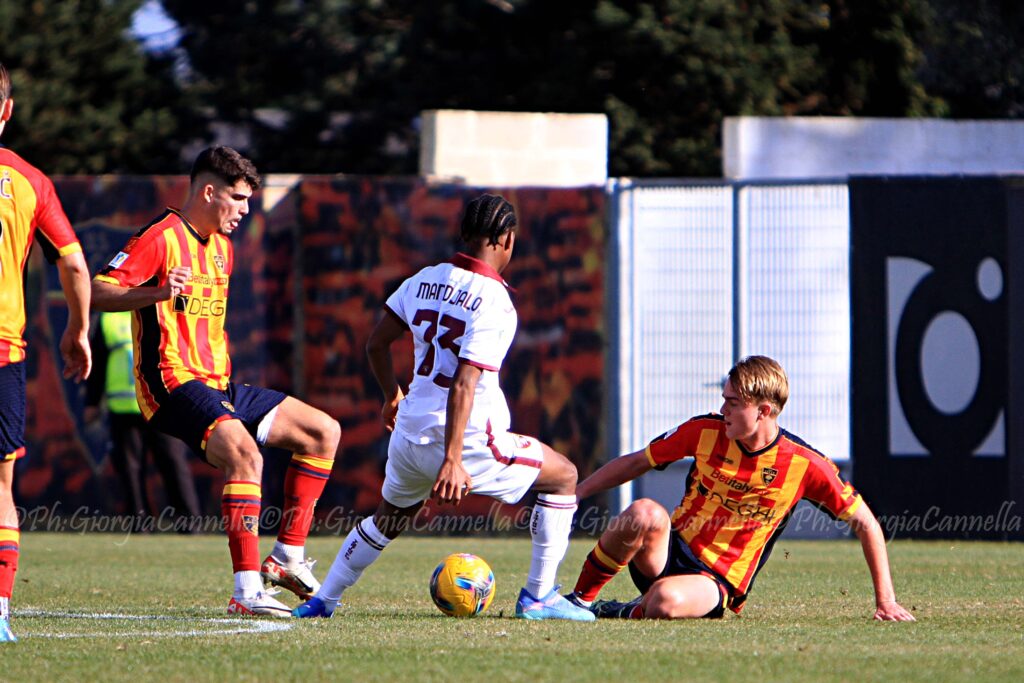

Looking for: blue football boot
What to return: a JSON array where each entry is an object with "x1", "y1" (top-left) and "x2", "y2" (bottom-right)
[
  {"x1": 0, "y1": 617, "x2": 16, "y2": 643},
  {"x1": 515, "y1": 586, "x2": 596, "y2": 622},
  {"x1": 292, "y1": 595, "x2": 336, "y2": 619}
]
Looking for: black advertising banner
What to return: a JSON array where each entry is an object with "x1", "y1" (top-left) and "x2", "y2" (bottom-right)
[{"x1": 851, "y1": 176, "x2": 1022, "y2": 539}]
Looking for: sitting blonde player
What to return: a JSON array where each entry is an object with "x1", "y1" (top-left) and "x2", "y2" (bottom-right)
[{"x1": 567, "y1": 356, "x2": 915, "y2": 621}]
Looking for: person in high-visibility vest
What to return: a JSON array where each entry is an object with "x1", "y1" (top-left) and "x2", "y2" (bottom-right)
[{"x1": 85, "y1": 310, "x2": 201, "y2": 531}]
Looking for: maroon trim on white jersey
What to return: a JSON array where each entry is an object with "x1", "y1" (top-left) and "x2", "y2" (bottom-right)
[
  {"x1": 535, "y1": 497, "x2": 577, "y2": 510},
  {"x1": 485, "y1": 420, "x2": 543, "y2": 469},
  {"x1": 450, "y1": 252, "x2": 508, "y2": 287},
  {"x1": 464, "y1": 358, "x2": 500, "y2": 372}
]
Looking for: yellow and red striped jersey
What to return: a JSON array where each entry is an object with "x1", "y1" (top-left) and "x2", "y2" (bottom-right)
[
  {"x1": 645, "y1": 413, "x2": 862, "y2": 612},
  {"x1": 94, "y1": 209, "x2": 233, "y2": 418},
  {"x1": 0, "y1": 147, "x2": 82, "y2": 366}
]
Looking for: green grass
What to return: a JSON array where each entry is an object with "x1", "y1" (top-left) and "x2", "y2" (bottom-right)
[{"x1": 3, "y1": 534, "x2": 1023, "y2": 682}]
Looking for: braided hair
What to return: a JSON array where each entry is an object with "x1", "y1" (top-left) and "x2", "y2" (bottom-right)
[{"x1": 460, "y1": 194, "x2": 517, "y2": 246}]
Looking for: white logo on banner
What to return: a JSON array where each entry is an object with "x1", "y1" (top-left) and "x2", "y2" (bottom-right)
[{"x1": 885, "y1": 256, "x2": 1005, "y2": 458}]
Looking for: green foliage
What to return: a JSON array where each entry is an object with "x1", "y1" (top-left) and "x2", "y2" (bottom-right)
[
  {"x1": 161, "y1": 0, "x2": 407, "y2": 173},
  {"x1": 921, "y1": 0, "x2": 1024, "y2": 117},
  {"x1": 162, "y1": 1, "x2": 951, "y2": 177},
  {"x1": 0, "y1": 1, "x2": 1019, "y2": 175},
  {"x1": 581, "y1": 0, "x2": 828, "y2": 176},
  {"x1": 810, "y1": 0, "x2": 943, "y2": 117},
  {"x1": 3, "y1": 534, "x2": 1024, "y2": 682},
  {"x1": 0, "y1": 0, "x2": 192, "y2": 173}
]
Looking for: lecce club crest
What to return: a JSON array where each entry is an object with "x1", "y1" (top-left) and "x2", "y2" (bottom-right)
[
  {"x1": 242, "y1": 515, "x2": 259, "y2": 536},
  {"x1": 213, "y1": 254, "x2": 226, "y2": 271},
  {"x1": 221, "y1": 400, "x2": 236, "y2": 413},
  {"x1": 762, "y1": 467, "x2": 779, "y2": 485}
]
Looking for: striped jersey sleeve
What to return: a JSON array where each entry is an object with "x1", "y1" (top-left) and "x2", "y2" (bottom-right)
[
  {"x1": 0, "y1": 148, "x2": 81, "y2": 364},
  {"x1": 31, "y1": 172, "x2": 80, "y2": 263},
  {"x1": 94, "y1": 220, "x2": 167, "y2": 288},
  {"x1": 800, "y1": 449, "x2": 863, "y2": 521},
  {"x1": 645, "y1": 416, "x2": 718, "y2": 468}
]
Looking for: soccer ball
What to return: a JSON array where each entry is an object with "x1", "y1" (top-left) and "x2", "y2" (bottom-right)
[{"x1": 429, "y1": 553, "x2": 495, "y2": 617}]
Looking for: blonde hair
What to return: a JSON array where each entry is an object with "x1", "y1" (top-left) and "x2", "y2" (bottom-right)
[{"x1": 728, "y1": 356, "x2": 789, "y2": 417}]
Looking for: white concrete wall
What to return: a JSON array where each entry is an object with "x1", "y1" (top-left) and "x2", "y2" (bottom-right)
[
  {"x1": 419, "y1": 110, "x2": 608, "y2": 187},
  {"x1": 724, "y1": 117, "x2": 1024, "y2": 179}
]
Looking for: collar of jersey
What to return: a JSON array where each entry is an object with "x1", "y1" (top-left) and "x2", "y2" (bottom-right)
[
  {"x1": 450, "y1": 252, "x2": 508, "y2": 287},
  {"x1": 735, "y1": 427, "x2": 782, "y2": 457},
  {"x1": 167, "y1": 207, "x2": 211, "y2": 245}
]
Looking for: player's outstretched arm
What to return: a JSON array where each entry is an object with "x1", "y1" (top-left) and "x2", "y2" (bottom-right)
[
  {"x1": 848, "y1": 502, "x2": 916, "y2": 622},
  {"x1": 575, "y1": 450, "x2": 653, "y2": 501},
  {"x1": 56, "y1": 251, "x2": 91, "y2": 382},
  {"x1": 91, "y1": 266, "x2": 191, "y2": 312}
]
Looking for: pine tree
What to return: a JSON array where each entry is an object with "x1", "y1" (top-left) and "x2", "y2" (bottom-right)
[{"x1": 0, "y1": 0, "x2": 190, "y2": 173}]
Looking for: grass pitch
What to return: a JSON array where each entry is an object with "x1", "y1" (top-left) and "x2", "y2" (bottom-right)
[{"x1": 3, "y1": 533, "x2": 1023, "y2": 682}]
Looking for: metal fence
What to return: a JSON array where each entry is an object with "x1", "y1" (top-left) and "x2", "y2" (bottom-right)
[{"x1": 607, "y1": 179, "x2": 851, "y2": 513}]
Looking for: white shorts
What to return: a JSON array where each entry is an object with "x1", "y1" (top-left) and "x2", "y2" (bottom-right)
[{"x1": 382, "y1": 431, "x2": 544, "y2": 508}]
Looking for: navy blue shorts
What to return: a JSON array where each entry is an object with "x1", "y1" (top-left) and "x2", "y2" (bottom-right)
[
  {"x1": 628, "y1": 531, "x2": 731, "y2": 619},
  {"x1": 150, "y1": 380, "x2": 286, "y2": 460},
  {"x1": 0, "y1": 362, "x2": 26, "y2": 461}
]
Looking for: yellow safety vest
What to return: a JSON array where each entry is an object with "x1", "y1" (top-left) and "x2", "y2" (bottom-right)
[{"x1": 100, "y1": 311, "x2": 141, "y2": 415}]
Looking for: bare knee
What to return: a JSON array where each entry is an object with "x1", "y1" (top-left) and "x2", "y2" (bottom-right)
[
  {"x1": 643, "y1": 576, "x2": 721, "y2": 619},
  {"x1": 310, "y1": 412, "x2": 341, "y2": 458},
  {"x1": 534, "y1": 451, "x2": 577, "y2": 495},
  {"x1": 619, "y1": 499, "x2": 670, "y2": 535},
  {"x1": 643, "y1": 583, "x2": 693, "y2": 619},
  {"x1": 227, "y1": 448, "x2": 263, "y2": 482},
  {"x1": 207, "y1": 432, "x2": 263, "y2": 481}
]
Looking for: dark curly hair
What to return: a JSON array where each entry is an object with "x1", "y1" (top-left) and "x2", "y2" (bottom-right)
[{"x1": 460, "y1": 194, "x2": 517, "y2": 245}]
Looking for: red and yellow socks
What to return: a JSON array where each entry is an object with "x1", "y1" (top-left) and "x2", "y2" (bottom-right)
[
  {"x1": 277, "y1": 454, "x2": 332, "y2": 546},
  {"x1": 222, "y1": 481, "x2": 261, "y2": 572},
  {"x1": 0, "y1": 526, "x2": 18, "y2": 606},
  {"x1": 573, "y1": 541, "x2": 628, "y2": 604}
]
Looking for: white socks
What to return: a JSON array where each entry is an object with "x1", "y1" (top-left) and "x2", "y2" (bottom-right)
[
  {"x1": 0, "y1": 596, "x2": 8, "y2": 620},
  {"x1": 272, "y1": 541, "x2": 305, "y2": 567},
  {"x1": 319, "y1": 516, "x2": 391, "y2": 607},
  {"x1": 234, "y1": 570, "x2": 264, "y2": 599},
  {"x1": 525, "y1": 493, "x2": 577, "y2": 598}
]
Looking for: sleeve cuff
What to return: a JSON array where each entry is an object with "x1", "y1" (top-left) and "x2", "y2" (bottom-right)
[
  {"x1": 838, "y1": 495, "x2": 864, "y2": 522},
  {"x1": 644, "y1": 444, "x2": 658, "y2": 468},
  {"x1": 462, "y1": 358, "x2": 500, "y2": 372},
  {"x1": 57, "y1": 242, "x2": 83, "y2": 257}
]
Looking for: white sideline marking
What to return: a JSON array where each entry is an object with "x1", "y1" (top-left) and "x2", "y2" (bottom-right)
[{"x1": 16, "y1": 609, "x2": 294, "y2": 639}]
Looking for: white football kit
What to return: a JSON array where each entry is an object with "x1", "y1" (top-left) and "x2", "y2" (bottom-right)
[{"x1": 381, "y1": 253, "x2": 544, "y2": 506}]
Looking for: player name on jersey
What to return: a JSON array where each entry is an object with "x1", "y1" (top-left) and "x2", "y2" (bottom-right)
[{"x1": 415, "y1": 281, "x2": 484, "y2": 311}]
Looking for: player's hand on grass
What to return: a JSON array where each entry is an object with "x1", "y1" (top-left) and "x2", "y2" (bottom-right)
[
  {"x1": 432, "y1": 459, "x2": 472, "y2": 506},
  {"x1": 162, "y1": 265, "x2": 192, "y2": 300},
  {"x1": 874, "y1": 600, "x2": 915, "y2": 622}
]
